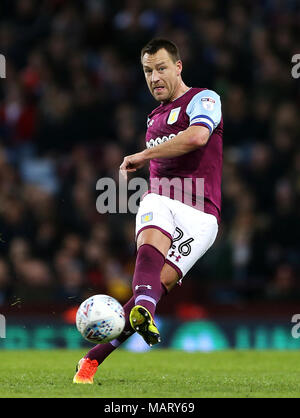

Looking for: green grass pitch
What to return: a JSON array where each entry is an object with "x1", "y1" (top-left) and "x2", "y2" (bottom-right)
[{"x1": 0, "y1": 349, "x2": 300, "y2": 398}]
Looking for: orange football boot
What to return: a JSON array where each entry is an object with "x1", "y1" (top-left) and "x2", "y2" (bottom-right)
[{"x1": 73, "y1": 357, "x2": 98, "y2": 384}]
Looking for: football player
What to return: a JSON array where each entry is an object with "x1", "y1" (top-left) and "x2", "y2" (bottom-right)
[{"x1": 74, "y1": 38, "x2": 223, "y2": 384}]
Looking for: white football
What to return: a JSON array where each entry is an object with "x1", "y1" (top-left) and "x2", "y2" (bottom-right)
[{"x1": 76, "y1": 294, "x2": 125, "y2": 344}]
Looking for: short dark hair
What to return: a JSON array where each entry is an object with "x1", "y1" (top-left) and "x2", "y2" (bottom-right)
[{"x1": 141, "y1": 38, "x2": 181, "y2": 63}]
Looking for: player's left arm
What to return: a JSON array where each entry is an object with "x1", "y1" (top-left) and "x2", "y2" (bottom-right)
[{"x1": 120, "y1": 90, "x2": 221, "y2": 174}]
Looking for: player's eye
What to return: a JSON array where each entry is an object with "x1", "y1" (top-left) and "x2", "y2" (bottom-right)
[{"x1": 158, "y1": 67, "x2": 165, "y2": 72}]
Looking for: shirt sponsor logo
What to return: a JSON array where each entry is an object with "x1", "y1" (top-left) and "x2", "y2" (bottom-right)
[
  {"x1": 146, "y1": 132, "x2": 183, "y2": 148},
  {"x1": 167, "y1": 107, "x2": 181, "y2": 124}
]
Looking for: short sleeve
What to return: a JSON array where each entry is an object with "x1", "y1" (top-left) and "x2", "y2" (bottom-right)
[{"x1": 186, "y1": 90, "x2": 222, "y2": 135}]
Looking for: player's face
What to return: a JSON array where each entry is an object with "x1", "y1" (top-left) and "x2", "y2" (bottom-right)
[{"x1": 142, "y1": 48, "x2": 182, "y2": 103}]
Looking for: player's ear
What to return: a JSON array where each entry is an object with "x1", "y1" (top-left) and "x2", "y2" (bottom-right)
[{"x1": 176, "y1": 60, "x2": 183, "y2": 76}]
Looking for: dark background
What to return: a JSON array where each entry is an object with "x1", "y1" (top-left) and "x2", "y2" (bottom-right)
[{"x1": 0, "y1": 0, "x2": 299, "y2": 318}]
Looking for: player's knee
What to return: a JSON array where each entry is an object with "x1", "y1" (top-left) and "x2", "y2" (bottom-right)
[
  {"x1": 160, "y1": 266, "x2": 179, "y2": 292},
  {"x1": 137, "y1": 228, "x2": 171, "y2": 257},
  {"x1": 161, "y1": 275, "x2": 177, "y2": 292}
]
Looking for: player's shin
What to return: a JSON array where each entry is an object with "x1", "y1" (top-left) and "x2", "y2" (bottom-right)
[{"x1": 132, "y1": 243, "x2": 166, "y2": 319}]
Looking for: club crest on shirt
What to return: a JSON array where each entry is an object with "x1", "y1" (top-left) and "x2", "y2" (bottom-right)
[
  {"x1": 167, "y1": 107, "x2": 181, "y2": 124},
  {"x1": 141, "y1": 212, "x2": 153, "y2": 223},
  {"x1": 201, "y1": 97, "x2": 215, "y2": 111}
]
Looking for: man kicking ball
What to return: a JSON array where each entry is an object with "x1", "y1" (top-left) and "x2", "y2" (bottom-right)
[{"x1": 73, "y1": 38, "x2": 223, "y2": 383}]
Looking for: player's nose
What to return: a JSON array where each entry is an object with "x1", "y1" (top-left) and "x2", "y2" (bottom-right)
[{"x1": 151, "y1": 69, "x2": 160, "y2": 83}]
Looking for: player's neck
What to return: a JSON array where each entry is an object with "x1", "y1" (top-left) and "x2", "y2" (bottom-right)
[{"x1": 169, "y1": 81, "x2": 191, "y2": 103}]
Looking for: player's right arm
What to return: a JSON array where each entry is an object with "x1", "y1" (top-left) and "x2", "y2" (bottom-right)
[
  {"x1": 144, "y1": 124, "x2": 210, "y2": 158},
  {"x1": 119, "y1": 125, "x2": 209, "y2": 178},
  {"x1": 120, "y1": 89, "x2": 221, "y2": 175}
]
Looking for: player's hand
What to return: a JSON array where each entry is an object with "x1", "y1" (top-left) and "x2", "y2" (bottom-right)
[{"x1": 119, "y1": 151, "x2": 148, "y2": 179}]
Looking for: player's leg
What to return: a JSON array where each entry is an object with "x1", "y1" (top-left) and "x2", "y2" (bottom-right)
[
  {"x1": 73, "y1": 194, "x2": 176, "y2": 382},
  {"x1": 73, "y1": 295, "x2": 137, "y2": 384},
  {"x1": 131, "y1": 227, "x2": 171, "y2": 315},
  {"x1": 130, "y1": 200, "x2": 218, "y2": 349},
  {"x1": 129, "y1": 227, "x2": 172, "y2": 345},
  {"x1": 73, "y1": 262, "x2": 177, "y2": 383},
  {"x1": 127, "y1": 193, "x2": 176, "y2": 345}
]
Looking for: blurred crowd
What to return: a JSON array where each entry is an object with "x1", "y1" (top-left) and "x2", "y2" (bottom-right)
[{"x1": 0, "y1": 0, "x2": 299, "y2": 307}]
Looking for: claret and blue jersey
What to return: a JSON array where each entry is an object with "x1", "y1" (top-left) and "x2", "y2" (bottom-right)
[{"x1": 145, "y1": 87, "x2": 223, "y2": 223}]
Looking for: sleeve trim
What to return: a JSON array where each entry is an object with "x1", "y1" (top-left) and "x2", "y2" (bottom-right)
[
  {"x1": 190, "y1": 117, "x2": 214, "y2": 132},
  {"x1": 190, "y1": 114, "x2": 215, "y2": 125},
  {"x1": 190, "y1": 121, "x2": 212, "y2": 133}
]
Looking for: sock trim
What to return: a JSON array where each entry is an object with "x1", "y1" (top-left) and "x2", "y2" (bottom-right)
[
  {"x1": 135, "y1": 294, "x2": 157, "y2": 306},
  {"x1": 110, "y1": 339, "x2": 121, "y2": 348}
]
